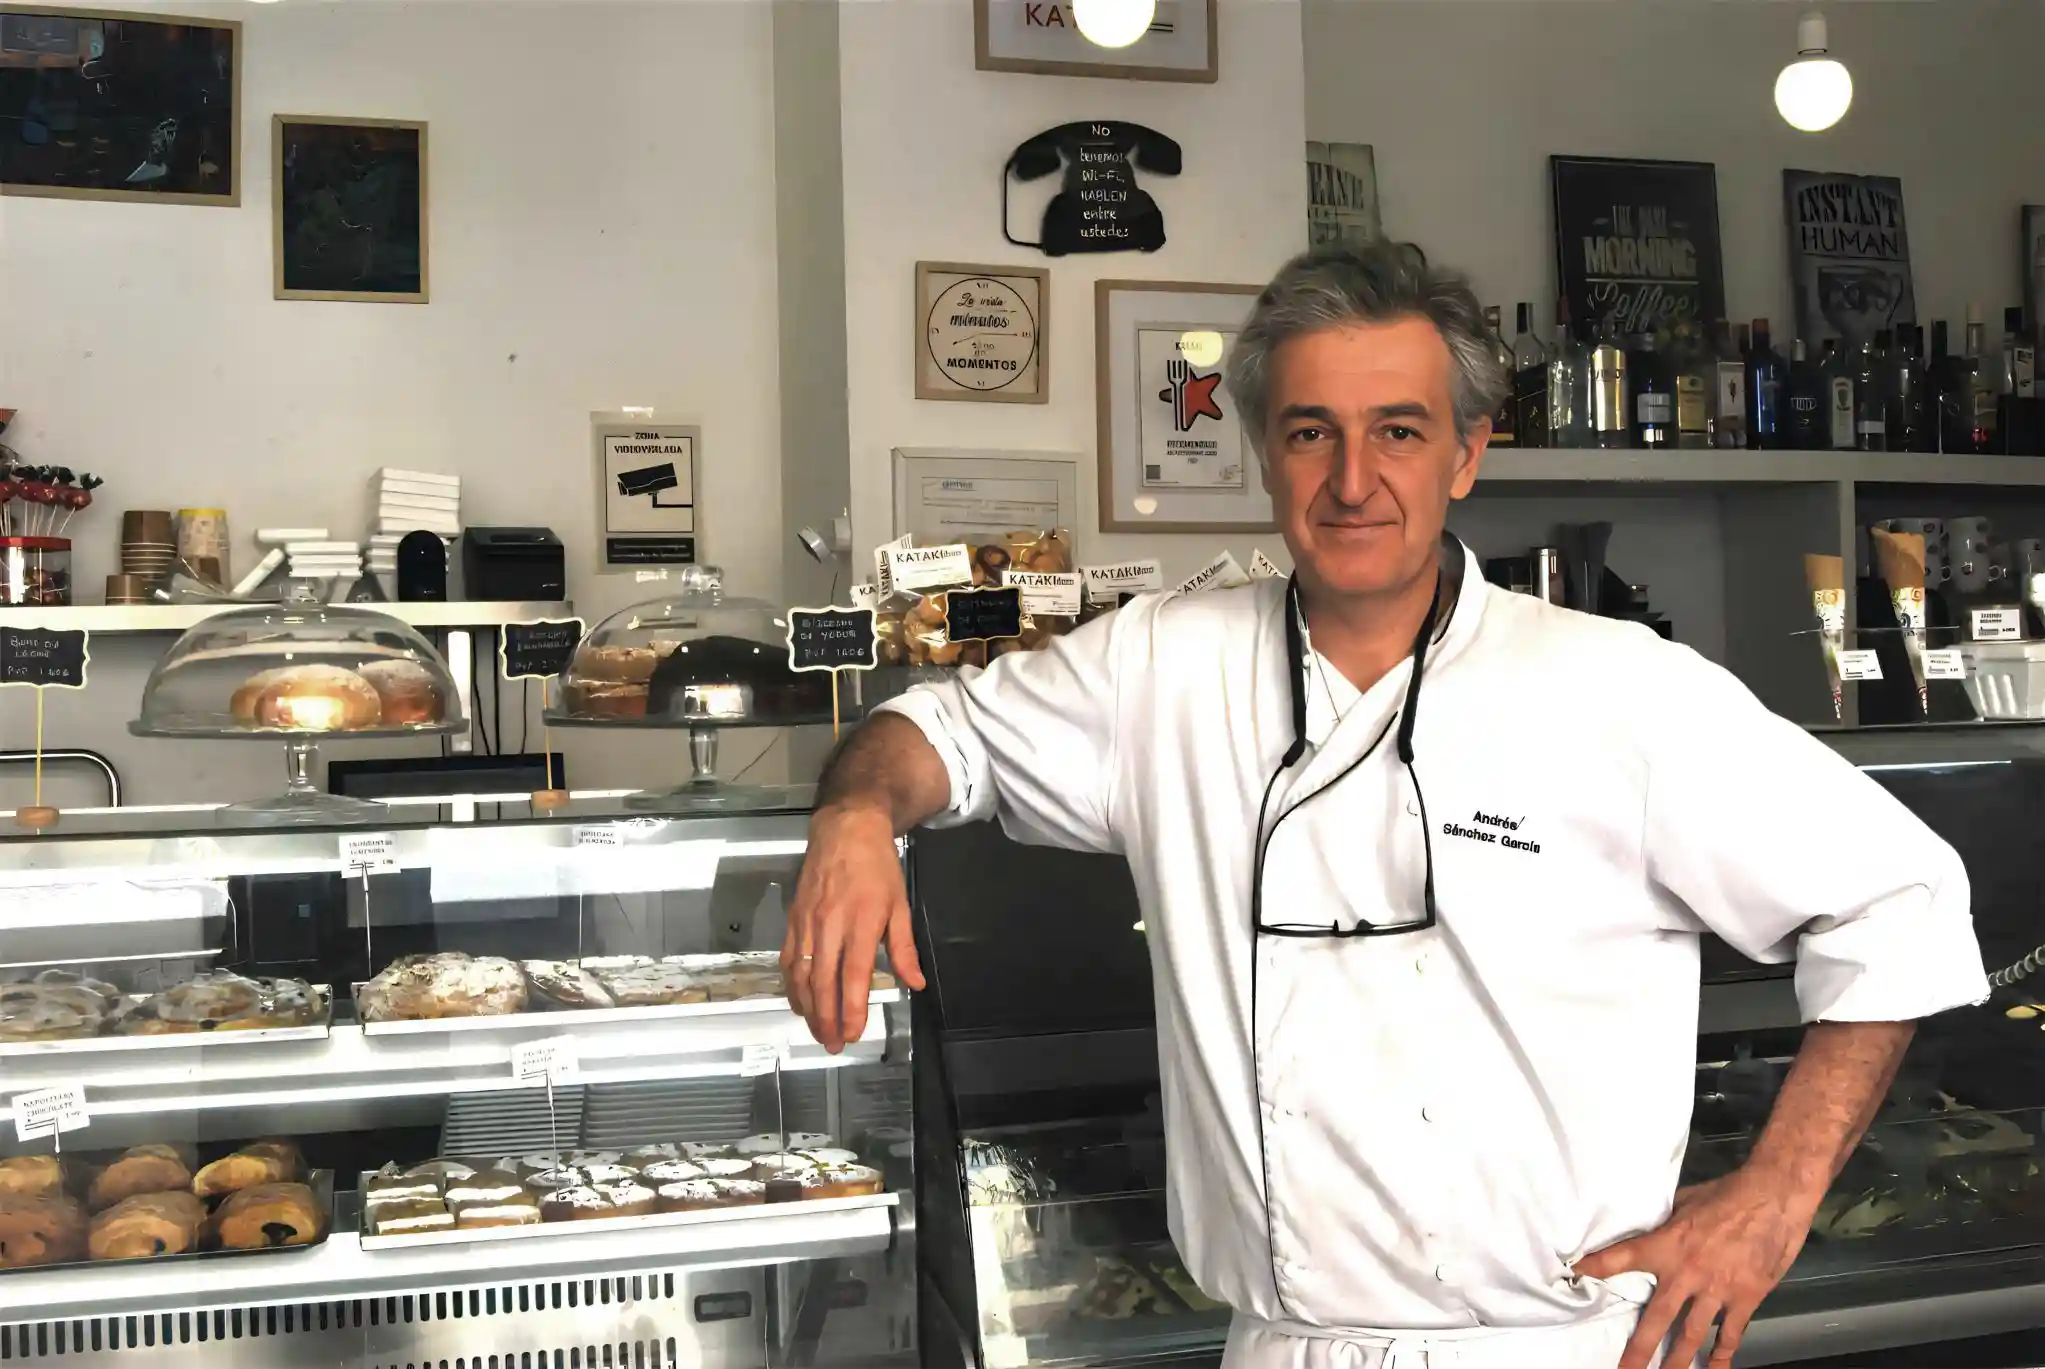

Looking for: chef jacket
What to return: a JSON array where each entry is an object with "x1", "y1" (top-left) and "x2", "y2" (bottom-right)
[{"x1": 877, "y1": 545, "x2": 1988, "y2": 1369}]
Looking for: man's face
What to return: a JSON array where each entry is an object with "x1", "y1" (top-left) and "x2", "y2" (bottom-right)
[{"x1": 1260, "y1": 318, "x2": 1488, "y2": 600}]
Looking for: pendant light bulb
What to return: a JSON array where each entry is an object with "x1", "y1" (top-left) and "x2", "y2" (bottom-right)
[
  {"x1": 1774, "y1": 12, "x2": 1852, "y2": 132},
  {"x1": 1074, "y1": 0, "x2": 1157, "y2": 49}
]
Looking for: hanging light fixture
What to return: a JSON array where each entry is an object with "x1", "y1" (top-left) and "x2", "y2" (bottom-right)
[
  {"x1": 1774, "y1": 11, "x2": 1852, "y2": 132},
  {"x1": 1074, "y1": 0, "x2": 1157, "y2": 50}
]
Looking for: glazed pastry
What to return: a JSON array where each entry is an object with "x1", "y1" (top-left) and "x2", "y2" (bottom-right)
[
  {"x1": 355, "y1": 659, "x2": 445, "y2": 726},
  {"x1": 657, "y1": 1178, "x2": 765, "y2": 1211},
  {"x1": 88, "y1": 1144, "x2": 194, "y2": 1212},
  {"x1": 639, "y1": 1160, "x2": 706, "y2": 1185},
  {"x1": 751, "y1": 1152, "x2": 819, "y2": 1183},
  {"x1": 110, "y1": 971, "x2": 262, "y2": 1035},
  {"x1": 623, "y1": 1143, "x2": 682, "y2": 1168},
  {"x1": 796, "y1": 1148, "x2": 861, "y2": 1168},
  {"x1": 582, "y1": 1164, "x2": 638, "y2": 1186},
  {"x1": 589, "y1": 962, "x2": 707, "y2": 1008},
  {"x1": 799, "y1": 1164, "x2": 885, "y2": 1199},
  {"x1": 230, "y1": 667, "x2": 290, "y2": 722},
  {"x1": 735, "y1": 1132, "x2": 831, "y2": 1155},
  {"x1": 0, "y1": 1193, "x2": 87, "y2": 1267},
  {"x1": 210, "y1": 1182, "x2": 323, "y2": 1249},
  {"x1": 0, "y1": 991, "x2": 101, "y2": 1042},
  {"x1": 252, "y1": 665, "x2": 383, "y2": 731},
  {"x1": 564, "y1": 1150, "x2": 623, "y2": 1169},
  {"x1": 523, "y1": 962, "x2": 615, "y2": 1011},
  {"x1": 525, "y1": 1166, "x2": 587, "y2": 1193},
  {"x1": 193, "y1": 1140, "x2": 305, "y2": 1198},
  {"x1": 357, "y1": 953, "x2": 528, "y2": 1022},
  {"x1": 595, "y1": 1181, "x2": 659, "y2": 1217},
  {"x1": 89, "y1": 1191, "x2": 206, "y2": 1260},
  {"x1": 678, "y1": 1141, "x2": 737, "y2": 1159},
  {"x1": 0, "y1": 1154, "x2": 66, "y2": 1200},
  {"x1": 693, "y1": 1156, "x2": 756, "y2": 1179},
  {"x1": 33, "y1": 969, "x2": 124, "y2": 1012},
  {"x1": 505, "y1": 1153, "x2": 565, "y2": 1180},
  {"x1": 371, "y1": 1199, "x2": 454, "y2": 1236},
  {"x1": 539, "y1": 1186, "x2": 612, "y2": 1222}
]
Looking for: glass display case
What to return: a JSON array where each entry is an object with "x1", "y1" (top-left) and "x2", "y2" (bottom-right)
[
  {"x1": 0, "y1": 795, "x2": 915, "y2": 1369},
  {"x1": 904, "y1": 739, "x2": 2045, "y2": 1369}
]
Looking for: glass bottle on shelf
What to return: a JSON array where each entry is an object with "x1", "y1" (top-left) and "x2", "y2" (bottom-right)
[
  {"x1": 1629, "y1": 329, "x2": 1674, "y2": 448},
  {"x1": 1886, "y1": 324, "x2": 1930, "y2": 453},
  {"x1": 1708, "y1": 319, "x2": 1747, "y2": 449},
  {"x1": 1746, "y1": 318, "x2": 1786, "y2": 449},
  {"x1": 1785, "y1": 338, "x2": 1826, "y2": 450},
  {"x1": 1821, "y1": 338, "x2": 1856, "y2": 450},
  {"x1": 1929, "y1": 320, "x2": 1974, "y2": 454},
  {"x1": 1512, "y1": 302, "x2": 1548, "y2": 448},
  {"x1": 1484, "y1": 305, "x2": 1517, "y2": 446},
  {"x1": 1672, "y1": 322, "x2": 1711, "y2": 448},
  {"x1": 1853, "y1": 332, "x2": 1888, "y2": 451},
  {"x1": 1589, "y1": 315, "x2": 1630, "y2": 449},
  {"x1": 1965, "y1": 304, "x2": 1999, "y2": 453},
  {"x1": 2005, "y1": 306, "x2": 2040, "y2": 455},
  {"x1": 1547, "y1": 298, "x2": 1591, "y2": 448}
]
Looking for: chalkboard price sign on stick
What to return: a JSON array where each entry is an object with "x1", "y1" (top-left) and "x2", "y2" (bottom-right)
[
  {"x1": 785, "y1": 607, "x2": 880, "y2": 740},
  {"x1": 498, "y1": 619, "x2": 583, "y2": 810},
  {"x1": 945, "y1": 587, "x2": 1025, "y2": 643},
  {"x1": 1, "y1": 628, "x2": 90, "y2": 830}
]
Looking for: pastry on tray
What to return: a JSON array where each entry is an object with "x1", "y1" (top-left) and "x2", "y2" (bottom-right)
[
  {"x1": 0, "y1": 1154, "x2": 67, "y2": 1201},
  {"x1": 89, "y1": 1190, "x2": 206, "y2": 1260},
  {"x1": 522, "y1": 961, "x2": 615, "y2": 1011},
  {"x1": 0, "y1": 971, "x2": 124, "y2": 1042},
  {"x1": 88, "y1": 1143, "x2": 195, "y2": 1212},
  {"x1": 210, "y1": 1182, "x2": 323, "y2": 1249},
  {"x1": 588, "y1": 962, "x2": 707, "y2": 1008},
  {"x1": 370, "y1": 1198, "x2": 454, "y2": 1236},
  {"x1": 194, "y1": 1140, "x2": 305, "y2": 1198},
  {"x1": 358, "y1": 953, "x2": 528, "y2": 1022},
  {"x1": 658, "y1": 1178, "x2": 765, "y2": 1211},
  {"x1": 0, "y1": 1193, "x2": 88, "y2": 1268},
  {"x1": 249, "y1": 664, "x2": 385, "y2": 731},
  {"x1": 355, "y1": 659, "x2": 446, "y2": 726},
  {"x1": 539, "y1": 1182, "x2": 658, "y2": 1222}
]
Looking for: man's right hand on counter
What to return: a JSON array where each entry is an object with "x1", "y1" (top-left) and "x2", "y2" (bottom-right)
[{"x1": 785, "y1": 802, "x2": 926, "y2": 1052}]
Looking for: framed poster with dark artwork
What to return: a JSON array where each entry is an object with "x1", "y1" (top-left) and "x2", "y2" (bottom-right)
[
  {"x1": 1095, "y1": 279, "x2": 1268, "y2": 533},
  {"x1": 915, "y1": 261, "x2": 1048, "y2": 404},
  {"x1": 1783, "y1": 170, "x2": 1915, "y2": 348},
  {"x1": 2025, "y1": 206, "x2": 2045, "y2": 353},
  {"x1": 975, "y1": 0, "x2": 1216, "y2": 83},
  {"x1": 1550, "y1": 156, "x2": 1724, "y2": 338},
  {"x1": 0, "y1": 6, "x2": 239, "y2": 205},
  {"x1": 274, "y1": 115, "x2": 428, "y2": 303},
  {"x1": 1306, "y1": 141, "x2": 1378, "y2": 249}
]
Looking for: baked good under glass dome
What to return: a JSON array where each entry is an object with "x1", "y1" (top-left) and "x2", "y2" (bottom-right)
[
  {"x1": 545, "y1": 566, "x2": 831, "y2": 811},
  {"x1": 130, "y1": 596, "x2": 465, "y2": 822}
]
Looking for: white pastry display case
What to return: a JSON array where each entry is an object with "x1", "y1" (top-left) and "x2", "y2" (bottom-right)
[{"x1": 0, "y1": 797, "x2": 915, "y2": 1369}]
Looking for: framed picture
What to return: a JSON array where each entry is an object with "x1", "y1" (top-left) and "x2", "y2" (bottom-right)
[
  {"x1": 1550, "y1": 155, "x2": 1724, "y2": 338},
  {"x1": 915, "y1": 262, "x2": 1049, "y2": 404},
  {"x1": 1307, "y1": 141, "x2": 1379, "y2": 249},
  {"x1": 1095, "y1": 279, "x2": 1268, "y2": 534},
  {"x1": 2025, "y1": 206, "x2": 2045, "y2": 352},
  {"x1": 273, "y1": 115, "x2": 428, "y2": 303},
  {"x1": 0, "y1": 6, "x2": 240, "y2": 205},
  {"x1": 974, "y1": 0, "x2": 1217, "y2": 84},
  {"x1": 1784, "y1": 171, "x2": 1915, "y2": 348}
]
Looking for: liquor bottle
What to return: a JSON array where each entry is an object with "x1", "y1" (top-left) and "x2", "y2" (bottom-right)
[
  {"x1": 2004, "y1": 306, "x2": 2040, "y2": 454},
  {"x1": 1853, "y1": 332, "x2": 1888, "y2": 451},
  {"x1": 1746, "y1": 318, "x2": 1786, "y2": 449},
  {"x1": 1822, "y1": 337, "x2": 1857, "y2": 450},
  {"x1": 1928, "y1": 320, "x2": 1973, "y2": 453},
  {"x1": 1588, "y1": 316, "x2": 1630, "y2": 449},
  {"x1": 1485, "y1": 305, "x2": 1517, "y2": 446},
  {"x1": 1965, "y1": 305, "x2": 1998, "y2": 454},
  {"x1": 1672, "y1": 323, "x2": 1710, "y2": 448},
  {"x1": 1629, "y1": 330, "x2": 1674, "y2": 448},
  {"x1": 1886, "y1": 324, "x2": 1930, "y2": 453},
  {"x1": 1546, "y1": 299, "x2": 1589, "y2": 447},
  {"x1": 1512, "y1": 302, "x2": 1549, "y2": 448},
  {"x1": 1708, "y1": 320, "x2": 1747, "y2": 449},
  {"x1": 1785, "y1": 339, "x2": 1827, "y2": 450}
]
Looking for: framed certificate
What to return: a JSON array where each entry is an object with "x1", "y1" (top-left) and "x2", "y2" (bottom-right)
[{"x1": 915, "y1": 261, "x2": 1048, "y2": 404}]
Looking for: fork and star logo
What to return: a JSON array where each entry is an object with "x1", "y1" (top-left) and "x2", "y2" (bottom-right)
[{"x1": 1159, "y1": 359, "x2": 1226, "y2": 433}]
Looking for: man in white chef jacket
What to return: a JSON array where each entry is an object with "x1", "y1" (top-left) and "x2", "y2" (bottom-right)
[{"x1": 782, "y1": 241, "x2": 1988, "y2": 1369}]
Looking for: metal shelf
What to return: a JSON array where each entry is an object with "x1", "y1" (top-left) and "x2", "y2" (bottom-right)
[
  {"x1": 1479, "y1": 449, "x2": 2045, "y2": 486},
  {"x1": 0, "y1": 1193, "x2": 899, "y2": 1324},
  {"x1": 0, "y1": 601, "x2": 573, "y2": 634}
]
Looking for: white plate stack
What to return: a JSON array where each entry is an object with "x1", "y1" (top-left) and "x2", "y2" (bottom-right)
[
  {"x1": 377, "y1": 468, "x2": 461, "y2": 539},
  {"x1": 286, "y1": 540, "x2": 363, "y2": 582}
]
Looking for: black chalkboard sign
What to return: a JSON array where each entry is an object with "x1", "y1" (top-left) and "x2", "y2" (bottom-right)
[
  {"x1": 500, "y1": 618, "x2": 585, "y2": 681},
  {"x1": 786, "y1": 607, "x2": 879, "y2": 674},
  {"x1": 1004, "y1": 121, "x2": 1179, "y2": 257},
  {"x1": 0, "y1": 628, "x2": 89, "y2": 689},
  {"x1": 945, "y1": 587, "x2": 1024, "y2": 643},
  {"x1": 1550, "y1": 156, "x2": 1724, "y2": 339}
]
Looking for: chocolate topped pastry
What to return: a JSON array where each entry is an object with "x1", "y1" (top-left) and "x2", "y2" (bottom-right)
[
  {"x1": 210, "y1": 1183, "x2": 323, "y2": 1249},
  {"x1": 88, "y1": 1191, "x2": 206, "y2": 1260}
]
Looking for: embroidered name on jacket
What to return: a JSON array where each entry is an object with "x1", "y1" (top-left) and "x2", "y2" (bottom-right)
[{"x1": 1441, "y1": 809, "x2": 1541, "y2": 854}]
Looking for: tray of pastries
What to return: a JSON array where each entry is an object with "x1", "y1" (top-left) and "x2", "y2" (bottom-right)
[
  {"x1": 0, "y1": 970, "x2": 331, "y2": 1056},
  {"x1": 352, "y1": 951, "x2": 897, "y2": 1034},
  {"x1": 359, "y1": 1132, "x2": 891, "y2": 1249},
  {"x1": 0, "y1": 1140, "x2": 330, "y2": 1272}
]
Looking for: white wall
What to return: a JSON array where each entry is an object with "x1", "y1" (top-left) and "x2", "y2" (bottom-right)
[
  {"x1": 837, "y1": 0, "x2": 1309, "y2": 580},
  {"x1": 0, "y1": 0, "x2": 788, "y2": 805},
  {"x1": 1304, "y1": 0, "x2": 2045, "y2": 331}
]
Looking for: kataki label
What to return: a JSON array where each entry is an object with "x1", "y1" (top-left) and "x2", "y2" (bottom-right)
[
  {"x1": 1008, "y1": 571, "x2": 1082, "y2": 616},
  {"x1": 1178, "y1": 550, "x2": 1247, "y2": 595},
  {"x1": 1082, "y1": 560, "x2": 1163, "y2": 604},
  {"x1": 888, "y1": 543, "x2": 973, "y2": 592}
]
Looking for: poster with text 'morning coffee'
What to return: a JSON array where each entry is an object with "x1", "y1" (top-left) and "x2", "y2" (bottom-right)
[
  {"x1": 1551, "y1": 156, "x2": 1725, "y2": 339},
  {"x1": 1785, "y1": 170, "x2": 1916, "y2": 349}
]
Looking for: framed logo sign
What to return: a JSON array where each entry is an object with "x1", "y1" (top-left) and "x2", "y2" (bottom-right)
[
  {"x1": 915, "y1": 262, "x2": 1048, "y2": 404},
  {"x1": 1550, "y1": 156, "x2": 1725, "y2": 339}
]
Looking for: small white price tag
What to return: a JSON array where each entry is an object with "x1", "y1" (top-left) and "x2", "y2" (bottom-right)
[
  {"x1": 739, "y1": 1042, "x2": 786, "y2": 1078},
  {"x1": 634, "y1": 568, "x2": 670, "y2": 584},
  {"x1": 573, "y1": 825, "x2": 624, "y2": 849},
  {"x1": 888, "y1": 543, "x2": 974, "y2": 592},
  {"x1": 1923, "y1": 648, "x2": 1968, "y2": 681},
  {"x1": 1178, "y1": 550, "x2": 1248, "y2": 595},
  {"x1": 1008, "y1": 571, "x2": 1082, "y2": 616},
  {"x1": 339, "y1": 833, "x2": 398, "y2": 877},
  {"x1": 13, "y1": 1084, "x2": 88, "y2": 1144},
  {"x1": 873, "y1": 533, "x2": 912, "y2": 599},
  {"x1": 849, "y1": 582, "x2": 879, "y2": 610},
  {"x1": 512, "y1": 1036, "x2": 579, "y2": 1086},
  {"x1": 1973, "y1": 607, "x2": 2024, "y2": 641},
  {"x1": 1838, "y1": 649, "x2": 1883, "y2": 681},
  {"x1": 1082, "y1": 559, "x2": 1164, "y2": 604}
]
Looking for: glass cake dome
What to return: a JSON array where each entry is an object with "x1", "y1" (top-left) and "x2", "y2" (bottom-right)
[
  {"x1": 545, "y1": 566, "x2": 833, "y2": 812},
  {"x1": 131, "y1": 598, "x2": 465, "y2": 823}
]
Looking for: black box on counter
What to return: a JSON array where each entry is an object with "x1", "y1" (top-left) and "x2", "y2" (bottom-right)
[{"x1": 462, "y1": 527, "x2": 564, "y2": 601}]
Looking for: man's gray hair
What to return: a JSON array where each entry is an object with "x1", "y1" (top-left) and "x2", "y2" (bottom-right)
[{"x1": 1226, "y1": 240, "x2": 1510, "y2": 455}]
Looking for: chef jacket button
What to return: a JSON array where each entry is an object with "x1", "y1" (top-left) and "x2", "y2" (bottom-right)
[
  {"x1": 1420, "y1": 1105, "x2": 1435, "y2": 1123},
  {"x1": 1434, "y1": 1262, "x2": 1457, "y2": 1283}
]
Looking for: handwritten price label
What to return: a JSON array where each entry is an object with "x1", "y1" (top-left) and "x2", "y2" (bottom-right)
[
  {"x1": 13, "y1": 1084, "x2": 88, "y2": 1144},
  {"x1": 573, "y1": 825, "x2": 624, "y2": 849},
  {"x1": 512, "y1": 1036, "x2": 579, "y2": 1086},
  {"x1": 739, "y1": 1042, "x2": 786, "y2": 1078}
]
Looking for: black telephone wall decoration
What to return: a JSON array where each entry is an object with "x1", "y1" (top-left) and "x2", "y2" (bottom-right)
[{"x1": 1003, "y1": 121, "x2": 1181, "y2": 256}]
